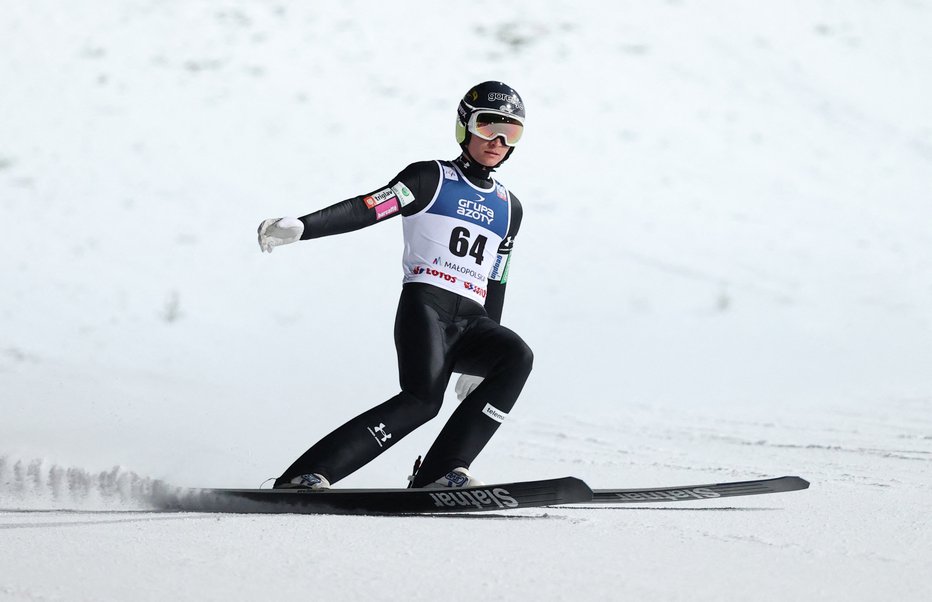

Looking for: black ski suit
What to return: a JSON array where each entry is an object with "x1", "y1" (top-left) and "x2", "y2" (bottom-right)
[{"x1": 275, "y1": 155, "x2": 531, "y2": 488}]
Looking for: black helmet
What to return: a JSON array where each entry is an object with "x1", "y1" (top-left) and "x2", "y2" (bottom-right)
[{"x1": 456, "y1": 81, "x2": 525, "y2": 166}]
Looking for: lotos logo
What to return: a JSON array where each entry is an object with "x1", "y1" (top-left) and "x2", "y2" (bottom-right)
[
  {"x1": 415, "y1": 265, "x2": 458, "y2": 284},
  {"x1": 428, "y1": 487, "x2": 518, "y2": 510}
]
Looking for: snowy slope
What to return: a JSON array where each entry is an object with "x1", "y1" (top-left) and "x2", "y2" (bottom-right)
[{"x1": 2, "y1": 1, "x2": 931, "y2": 600}]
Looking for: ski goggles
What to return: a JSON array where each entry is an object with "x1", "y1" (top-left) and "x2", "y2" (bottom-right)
[{"x1": 467, "y1": 111, "x2": 524, "y2": 147}]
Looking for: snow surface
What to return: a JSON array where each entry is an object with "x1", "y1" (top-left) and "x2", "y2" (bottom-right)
[{"x1": 2, "y1": 0, "x2": 931, "y2": 600}]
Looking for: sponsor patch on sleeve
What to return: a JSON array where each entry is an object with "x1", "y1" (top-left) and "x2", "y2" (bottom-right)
[
  {"x1": 500, "y1": 254, "x2": 511, "y2": 284},
  {"x1": 391, "y1": 181, "x2": 415, "y2": 207},
  {"x1": 374, "y1": 198, "x2": 400, "y2": 221},
  {"x1": 364, "y1": 188, "x2": 396, "y2": 209},
  {"x1": 489, "y1": 253, "x2": 509, "y2": 282}
]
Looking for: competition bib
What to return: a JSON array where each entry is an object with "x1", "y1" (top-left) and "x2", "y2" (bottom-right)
[{"x1": 401, "y1": 161, "x2": 511, "y2": 302}]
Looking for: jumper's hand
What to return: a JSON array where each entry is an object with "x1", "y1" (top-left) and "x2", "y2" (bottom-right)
[
  {"x1": 258, "y1": 217, "x2": 304, "y2": 253},
  {"x1": 455, "y1": 374, "x2": 484, "y2": 401}
]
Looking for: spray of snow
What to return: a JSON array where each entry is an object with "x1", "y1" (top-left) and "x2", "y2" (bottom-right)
[
  {"x1": 0, "y1": 456, "x2": 309, "y2": 514},
  {"x1": 0, "y1": 456, "x2": 187, "y2": 511}
]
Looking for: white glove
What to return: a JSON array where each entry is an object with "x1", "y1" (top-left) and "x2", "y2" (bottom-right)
[
  {"x1": 257, "y1": 217, "x2": 304, "y2": 253},
  {"x1": 455, "y1": 374, "x2": 484, "y2": 401}
]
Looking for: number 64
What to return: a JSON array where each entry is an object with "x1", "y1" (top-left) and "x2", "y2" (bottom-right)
[{"x1": 449, "y1": 227, "x2": 488, "y2": 265}]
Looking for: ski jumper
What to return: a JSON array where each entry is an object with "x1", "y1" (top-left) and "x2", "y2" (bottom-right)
[{"x1": 275, "y1": 156, "x2": 529, "y2": 487}]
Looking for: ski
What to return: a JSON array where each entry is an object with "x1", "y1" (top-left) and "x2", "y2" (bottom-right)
[
  {"x1": 161, "y1": 475, "x2": 808, "y2": 514},
  {"x1": 165, "y1": 477, "x2": 593, "y2": 515},
  {"x1": 584, "y1": 475, "x2": 809, "y2": 504}
]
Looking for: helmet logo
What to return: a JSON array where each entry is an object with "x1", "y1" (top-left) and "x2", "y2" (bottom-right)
[
  {"x1": 469, "y1": 90, "x2": 479, "y2": 101},
  {"x1": 487, "y1": 92, "x2": 523, "y2": 110}
]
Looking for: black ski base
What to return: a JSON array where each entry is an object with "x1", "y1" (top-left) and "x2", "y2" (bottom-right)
[
  {"x1": 164, "y1": 477, "x2": 593, "y2": 515},
  {"x1": 588, "y1": 476, "x2": 809, "y2": 504},
  {"x1": 162, "y1": 475, "x2": 808, "y2": 515}
]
